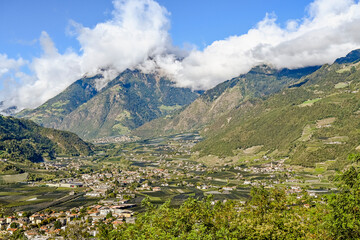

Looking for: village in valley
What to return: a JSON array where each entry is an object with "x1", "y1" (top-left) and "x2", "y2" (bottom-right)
[{"x1": 0, "y1": 133, "x2": 335, "y2": 239}]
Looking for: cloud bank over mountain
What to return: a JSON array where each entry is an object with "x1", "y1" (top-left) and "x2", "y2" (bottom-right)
[
  {"x1": 158, "y1": 0, "x2": 360, "y2": 89},
  {"x1": 1, "y1": 0, "x2": 360, "y2": 110}
]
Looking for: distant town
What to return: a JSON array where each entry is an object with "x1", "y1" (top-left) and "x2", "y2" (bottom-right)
[{"x1": 0, "y1": 134, "x2": 335, "y2": 239}]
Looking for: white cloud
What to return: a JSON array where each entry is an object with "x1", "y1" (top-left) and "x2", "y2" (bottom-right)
[
  {"x1": 1, "y1": 32, "x2": 82, "y2": 110},
  {"x1": 161, "y1": 0, "x2": 360, "y2": 90},
  {"x1": 0, "y1": 54, "x2": 26, "y2": 78},
  {"x1": 1, "y1": 0, "x2": 171, "y2": 111},
  {"x1": 0, "y1": 54, "x2": 27, "y2": 110},
  {"x1": 76, "y1": 0, "x2": 171, "y2": 76},
  {"x1": 1, "y1": 0, "x2": 360, "y2": 111}
]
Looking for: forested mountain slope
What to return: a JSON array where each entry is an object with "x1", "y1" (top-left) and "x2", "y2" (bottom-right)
[
  {"x1": 194, "y1": 49, "x2": 360, "y2": 168},
  {"x1": 0, "y1": 115, "x2": 93, "y2": 162},
  {"x1": 17, "y1": 70, "x2": 199, "y2": 139},
  {"x1": 133, "y1": 65, "x2": 320, "y2": 138}
]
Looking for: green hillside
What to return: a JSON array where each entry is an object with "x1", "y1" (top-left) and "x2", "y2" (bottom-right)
[
  {"x1": 194, "y1": 50, "x2": 360, "y2": 168},
  {"x1": 0, "y1": 115, "x2": 93, "y2": 163},
  {"x1": 16, "y1": 75, "x2": 100, "y2": 127},
  {"x1": 133, "y1": 65, "x2": 320, "y2": 138},
  {"x1": 17, "y1": 70, "x2": 199, "y2": 140}
]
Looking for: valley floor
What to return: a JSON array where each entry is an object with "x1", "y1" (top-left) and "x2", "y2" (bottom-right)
[{"x1": 0, "y1": 132, "x2": 353, "y2": 239}]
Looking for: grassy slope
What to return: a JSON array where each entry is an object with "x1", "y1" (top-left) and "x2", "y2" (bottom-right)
[
  {"x1": 194, "y1": 59, "x2": 360, "y2": 168},
  {"x1": 133, "y1": 66, "x2": 320, "y2": 139}
]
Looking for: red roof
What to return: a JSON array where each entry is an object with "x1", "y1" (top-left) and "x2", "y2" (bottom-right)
[
  {"x1": 25, "y1": 231, "x2": 38, "y2": 236},
  {"x1": 112, "y1": 220, "x2": 123, "y2": 225}
]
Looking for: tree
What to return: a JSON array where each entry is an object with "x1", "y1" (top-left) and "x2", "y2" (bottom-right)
[
  {"x1": 326, "y1": 166, "x2": 360, "y2": 239},
  {"x1": 22, "y1": 211, "x2": 31, "y2": 218},
  {"x1": 53, "y1": 220, "x2": 62, "y2": 229},
  {"x1": 348, "y1": 153, "x2": 360, "y2": 164},
  {"x1": 141, "y1": 197, "x2": 154, "y2": 210},
  {"x1": 106, "y1": 211, "x2": 113, "y2": 219},
  {"x1": 61, "y1": 223, "x2": 91, "y2": 240},
  {"x1": 351, "y1": 66, "x2": 356, "y2": 74},
  {"x1": 9, "y1": 229, "x2": 25, "y2": 240},
  {"x1": 10, "y1": 222, "x2": 19, "y2": 229},
  {"x1": 97, "y1": 223, "x2": 114, "y2": 240}
]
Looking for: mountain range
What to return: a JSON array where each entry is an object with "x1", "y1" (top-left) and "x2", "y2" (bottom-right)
[
  {"x1": 193, "y1": 49, "x2": 360, "y2": 168},
  {"x1": 133, "y1": 65, "x2": 320, "y2": 138},
  {"x1": 13, "y1": 49, "x2": 360, "y2": 168},
  {"x1": 16, "y1": 70, "x2": 199, "y2": 140}
]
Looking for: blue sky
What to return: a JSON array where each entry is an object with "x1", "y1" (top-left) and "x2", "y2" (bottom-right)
[
  {"x1": 0, "y1": 0, "x2": 312, "y2": 59},
  {"x1": 157, "y1": 0, "x2": 311, "y2": 47},
  {"x1": 1, "y1": 0, "x2": 360, "y2": 110}
]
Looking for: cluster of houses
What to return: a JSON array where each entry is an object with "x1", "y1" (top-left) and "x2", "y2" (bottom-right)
[
  {"x1": 3, "y1": 133, "x2": 333, "y2": 238},
  {"x1": 92, "y1": 135, "x2": 140, "y2": 144},
  {"x1": 0, "y1": 200, "x2": 136, "y2": 239},
  {"x1": 238, "y1": 159, "x2": 292, "y2": 174}
]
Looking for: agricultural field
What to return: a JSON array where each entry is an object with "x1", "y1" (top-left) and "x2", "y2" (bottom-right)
[
  {"x1": 0, "y1": 132, "x2": 343, "y2": 217},
  {"x1": 0, "y1": 184, "x2": 70, "y2": 212}
]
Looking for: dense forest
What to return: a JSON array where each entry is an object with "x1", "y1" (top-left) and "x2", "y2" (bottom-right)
[{"x1": 0, "y1": 115, "x2": 93, "y2": 162}]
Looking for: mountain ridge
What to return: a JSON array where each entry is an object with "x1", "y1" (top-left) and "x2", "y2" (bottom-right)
[
  {"x1": 17, "y1": 70, "x2": 199, "y2": 139},
  {"x1": 192, "y1": 50, "x2": 360, "y2": 168},
  {"x1": 133, "y1": 65, "x2": 321, "y2": 138}
]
